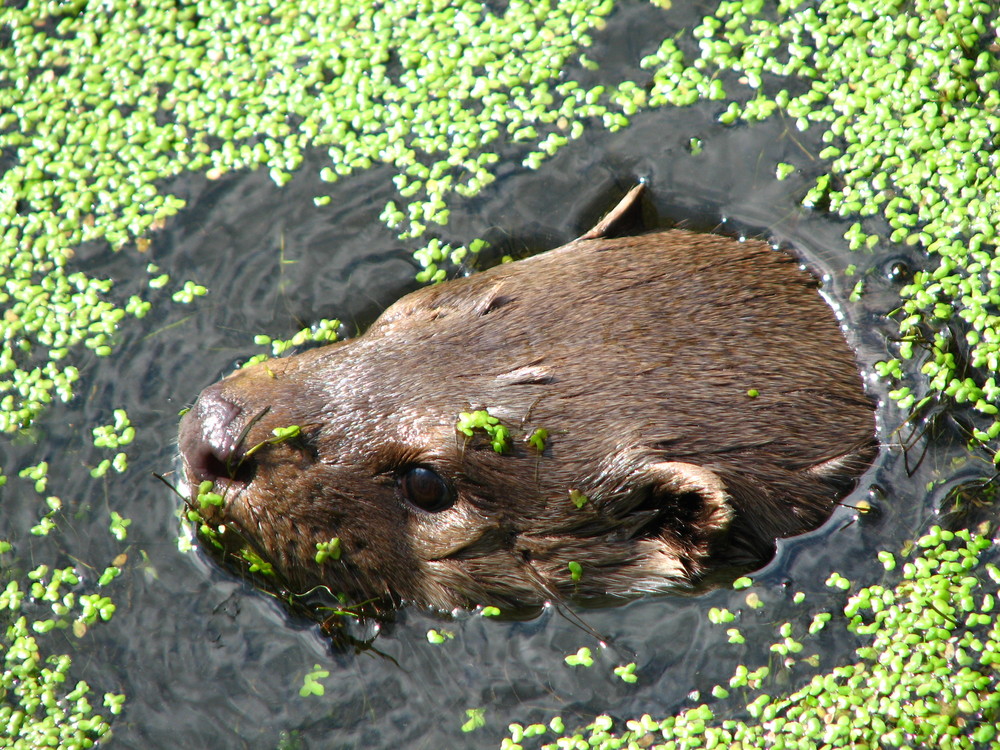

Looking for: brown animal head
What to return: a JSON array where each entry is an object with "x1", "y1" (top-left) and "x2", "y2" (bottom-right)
[{"x1": 178, "y1": 187, "x2": 875, "y2": 612}]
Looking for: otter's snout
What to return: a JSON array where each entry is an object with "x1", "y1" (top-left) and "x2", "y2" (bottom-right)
[{"x1": 178, "y1": 384, "x2": 245, "y2": 487}]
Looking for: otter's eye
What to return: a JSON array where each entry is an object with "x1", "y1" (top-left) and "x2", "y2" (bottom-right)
[{"x1": 399, "y1": 467, "x2": 453, "y2": 512}]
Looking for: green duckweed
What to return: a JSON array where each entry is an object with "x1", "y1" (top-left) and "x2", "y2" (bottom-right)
[
  {"x1": 456, "y1": 409, "x2": 511, "y2": 453},
  {"x1": 298, "y1": 664, "x2": 330, "y2": 697},
  {"x1": 0, "y1": 561, "x2": 125, "y2": 749},
  {"x1": 0, "y1": 0, "x2": 623, "y2": 431},
  {"x1": 659, "y1": 0, "x2": 1000, "y2": 454},
  {"x1": 2, "y1": 0, "x2": 1000, "y2": 747},
  {"x1": 506, "y1": 528, "x2": 1000, "y2": 749}
]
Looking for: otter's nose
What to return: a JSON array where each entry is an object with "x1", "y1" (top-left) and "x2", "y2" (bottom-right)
[{"x1": 178, "y1": 385, "x2": 243, "y2": 485}]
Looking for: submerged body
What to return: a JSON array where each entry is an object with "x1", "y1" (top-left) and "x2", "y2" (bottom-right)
[{"x1": 178, "y1": 191, "x2": 875, "y2": 612}]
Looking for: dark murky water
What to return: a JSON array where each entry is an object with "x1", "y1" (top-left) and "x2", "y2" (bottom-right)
[{"x1": 3, "y1": 4, "x2": 990, "y2": 748}]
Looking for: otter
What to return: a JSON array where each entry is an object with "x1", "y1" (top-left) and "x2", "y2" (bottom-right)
[{"x1": 178, "y1": 186, "x2": 876, "y2": 613}]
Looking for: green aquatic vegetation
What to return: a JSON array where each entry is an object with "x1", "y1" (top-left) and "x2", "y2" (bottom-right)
[
  {"x1": 824, "y1": 570, "x2": 852, "y2": 591},
  {"x1": 28, "y1": 499, "x2": 60, "y2": 538},
  {"x1": 180, "y1": 502, "x2": 221, "y2": 549},
  {"x1": 455, "y1": 409, "x2": 510, "y2": 453},
  {"x1": 567, "y1": 561, "x2": 583, "y2": 581},
  {"x1": 849, "y1": 277, "x2": 866, "y2": 302},
  {"x1": 314, "y1": 538, "x2": 342, "y2": 564},
  {"x1": 0, "y1": 0, "x2": 994, "y2": 453},
  {"x1": 505, "y1": 527, "x2": 1000, "y2": 749},
  {"x1": 0, "y1": 556, "x2": 126, "y2": 749},
  {"x1": 91, "y1": 409, "x2": 134, "y2": 478},
  {"x1": 299, "y1": 665, "x2": 330, "y2": 698},
  {"x1": 878, "y1": 550, "x2": 897, "y2": 571},
  {"x1": 527, "y1": 427, "x2": 549, "y2": 452},
  {"x1": 6, "y1": 0, "x2": 993, "y2": 509},
  {"x1": 254, "y1": 320, "x2": 341, "y2": 357},
  {"x1": 98, "y1": 566, "x2": 122, "y2": 587},
  {"x1": 91, "y1": 409, "x2": 134, "y2": 450},
  {"x1": 807, "y1": 611, "x2": 831, "y2": 635},
  {"x1": 18, "y1": 462, "x2": 49, "y2": 495},
  {"x1": 564, "y1": 646, "x2": 594, "y2": 668},
  {"x1": 614, "y1": 663, "x2": 638, "y2": 684},
  {"x1": 768, "y1": 621, "x2": 804, "y2": 657},
  {"x1": 707, "y1": 606, "x2": 735, "y2": 624},
  {"x1": 652, "y1": 0, "x2": 1000, "y2": 453},
  {"x1": 170, "y1": 280, "x2": 209, "y2": 304},
  {"x1": 411, "y1": 237, "x2": 490, "y2": 284},
  {"x1": 568, "y1": 489, "x2": 589, "y2": 509},
  {"x1": 774, "y1": 162, "x2": 796, "y2": 181},
  {"x1": 78, "y1": 593, "x2": 116, "y2": 624},
  {"x1": 108, "y1": 511, "x2": 131, "y2": 541},
  {"x1": 727, "y1": 663, "x2": 770, "y2": 691},
  {"x1": 89, "y1": 453, "x2": 126, "y2": 478},
  {"x1": 2, "y1": 0, "x2": 999, "y2": 746},
  {"x1": 462, "y1": 707, "x2": 487, "y2": 733},
  {"x1": 196, "y1": 479, "x2": 225, "y2": 511},
  {"x1": 240, "y1": 547, "x2": 275, "y2": 576},
  {"x1": 0, "y1": 0, "x2": 624, "y2": 430},
  {"x1": 506, "y1": 722, "x2": 551, "y2": 747},
  {"x1": 426, "y1": 628, "x2": 455, "y2": 645},
  {"x1": 242, "y1": 424, "x2": 303, "y2": 461},
  {"x1": 242, "y1": 320, "x2": 341, "y2": 368}
]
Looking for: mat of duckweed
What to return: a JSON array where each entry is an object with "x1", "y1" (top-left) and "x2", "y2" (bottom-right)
[{"x1": 1, "y1": 0, "x2": 999, "y2": 747}]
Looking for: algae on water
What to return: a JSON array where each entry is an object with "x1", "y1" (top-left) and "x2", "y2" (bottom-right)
[
  {"x1": 512, "y1": 528, "x2": 1000, "y2": 749},
  {"x1": 4, "y1": 0, "x2": 999, "y2": 443},
  {"x1": 2, "y1": 0, "x2": 999, "y2": 747}
]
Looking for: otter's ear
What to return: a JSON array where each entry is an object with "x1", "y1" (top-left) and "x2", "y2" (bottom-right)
[
  {"x1": 603, "y1": 461, "x2": 735, "y2": 589},
  {"x1": 644, "y1": 461, "x2": 734, "y2": 540}
]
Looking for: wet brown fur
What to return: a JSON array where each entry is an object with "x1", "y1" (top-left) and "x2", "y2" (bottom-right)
[{"x1": 179, "y1": 190, "x2": 876, "y2": 611}]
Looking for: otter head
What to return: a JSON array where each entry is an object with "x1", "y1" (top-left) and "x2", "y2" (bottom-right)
[{"x1": 178, "y1": 188, "x2": 875, "y2": 612}]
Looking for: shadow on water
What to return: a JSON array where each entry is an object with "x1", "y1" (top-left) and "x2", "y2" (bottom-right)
[{"x1": 7, "y1": 12, "x2": 994, "y2": 750}]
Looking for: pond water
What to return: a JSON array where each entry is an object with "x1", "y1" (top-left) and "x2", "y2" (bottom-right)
[{"x1": 3, "y1": 4, "x2": 991, "y2": 748}]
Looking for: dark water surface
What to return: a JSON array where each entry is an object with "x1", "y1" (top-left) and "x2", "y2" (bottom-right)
[{"x1": 4, "y1": 5, "x2": 985, "y2": 748}]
